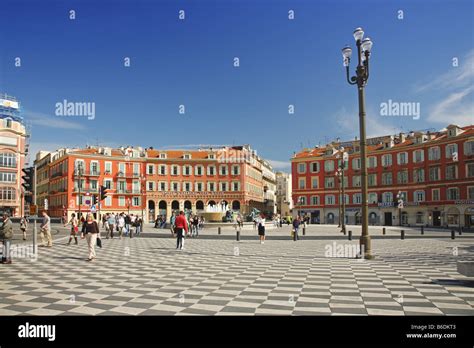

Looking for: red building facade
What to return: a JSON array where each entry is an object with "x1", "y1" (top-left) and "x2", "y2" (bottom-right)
[
  {"x1": 291, "y1": 124, "x2": 474, "y2": 228},
  {"x1": 40, "y1": 145, "x2": 269, "y2": 221}
]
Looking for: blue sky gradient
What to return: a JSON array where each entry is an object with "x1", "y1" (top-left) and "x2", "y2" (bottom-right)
[{"x1": 1, "y1": 0, "x2": 473, "y2": 170}]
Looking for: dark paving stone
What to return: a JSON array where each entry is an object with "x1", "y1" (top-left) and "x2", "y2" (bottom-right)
[
  {"x1": 42, "y1": 303, "x2": 79, "y2": 311},
  {"x1": 140, "y1": 309, "x2": 177, "y2": 315},
  {"x1": 258, "y1": 304, "x2": 294, "y2": 310},
  {"x1": 330, "y1": 307, "x2": 368, "y2": 315},
  {"x1": 85, "y1": 302, "x2": 118, "y2": 310},
  {"x1": 122, "y1": 302, "x2": 155, "y2": 309},
  {"x1": 220, "y1": 306, "x2": 256, "y2": 313},
  {"x1": 21, "y1": 291, "x2": 50, "y2": 297},
  {"x1": 25, "y1": 297, "x2": 58, "y2": 304},
  {"x1": 160, "y1": 301, "x2": 193, "y2": 308},
  {"x1": 102, "y1": 296, "x2": 139, "y2": 302},
  {"x1": 196, "y1": 299, "x2": 230, "y2": 306},
  {"x1": 438, "y1": 308, "x2": 474, "y2": 315},
  {"x1": 295, "y1": 301, "x2": 331, "y2": 308},
  {"x1": 2, "y1": 305, "x2": 39, "y2": 312},
  {"x1": 292, "y1": 310, "x2": 331, "y2": 316},
  {"x1": 179, "y1": 308, "x2": 217, "y2": 315},
  {"x1": 209, "y1": 292, "x2": 238, "y2": 298}
]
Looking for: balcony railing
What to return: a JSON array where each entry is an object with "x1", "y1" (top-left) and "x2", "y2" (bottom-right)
[
  {"x1": 116, "y1": 172, "x2": 141, "y2": 178},
  {"x1": 116, "y1": 189, "x2": 141, "y2": 194},
  {"x1": 51, "y1": 171, "x2": 64, "y2": 178},
  {"x1": 73, "y1": 186, "x2": 99, "y2": 193},
  {"x1": 74, "y1": 171, "x2": 100, "y2": 177}
]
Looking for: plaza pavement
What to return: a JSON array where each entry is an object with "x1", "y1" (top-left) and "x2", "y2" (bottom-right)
[{"x1": 0, "y1": 224, "x2": 473, "y2": 316}]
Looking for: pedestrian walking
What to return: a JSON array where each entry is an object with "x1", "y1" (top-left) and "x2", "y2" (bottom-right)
[
  {"x1": 135, "y1": 217, "x2": 142, "y2": 236},
  {"x1": 292, "y1": 216, "x2": 301, "y2": 241},
  {"x1": 117, "y1": 214, "x2": 125, "y2": 239},
  {"x1": 65, "y1": 213, "x2": 79, "y2": 245},
  {"x1": 170, "y1": 212, "x2": 176, "y2": 237},
  {"x1": 191, "y1": 215, "x2": 199, "y2": 237},
  {"x1": 236, "y1": 213, "x2": 243, "y2": 230},
  {"x1": 0, "y1": 213, "x2": 14, "y2": 264},
  {"x1": 106, "y1": 213, "x2": 115, "y2": 239},
  {"x1": 20, "y1": 216, "x2": 28, "y2": 241},
  {"x1": 124, "y1": 214, "x2": 133, "y2": 237},
  {"x1": 39, "y1": 211, "x2": 53, "y2": 247},
  {"x1": 160, "y1": 215, "x2": 167, "y2": 228},
  {"x1": 257, "y1": 214, "x2": 266, "y2": 244},
  {"x1": 81, "y1": 214, "x2": 100, "y2": 262},
  {"x1": 174, "y1": 211, "x2": 188, "y2": 250}
]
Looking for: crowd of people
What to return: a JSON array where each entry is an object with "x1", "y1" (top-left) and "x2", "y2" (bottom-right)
[
  {"x1": 156, "y1": 212, "x2": 205, "y2": 239},
  {"x1": 0, "y1": 209, "x2": 313, "y2": 265}
]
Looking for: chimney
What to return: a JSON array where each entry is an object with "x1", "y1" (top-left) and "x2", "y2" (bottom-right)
[{"x1": 399, "y1": 133, "x2": 406, "y2": 143}]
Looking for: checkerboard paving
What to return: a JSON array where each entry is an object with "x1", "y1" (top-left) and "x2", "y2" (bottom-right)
[{"x1": 1, "y1": 234, "x2": 473, "y2": 315}]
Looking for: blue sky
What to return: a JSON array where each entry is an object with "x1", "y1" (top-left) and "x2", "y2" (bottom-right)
[{"x1": 1, "y1": 0, "x2": 473, "y2": 171}]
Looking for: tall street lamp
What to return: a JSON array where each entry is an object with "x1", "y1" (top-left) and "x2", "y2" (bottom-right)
[
  {"x1": 140, "y1": 174, "x2": 146, "y2": 223},
  {"x1": 77, "y1": 162, "x2": 84, "y2": 221},
  {"x1": 336, "y1": 148, "x2": 348, "y2": 234},
  {"x1": 336, "y1": 170, "x2": 342, "y2": 228},
  {"x1": 342, "y1": 27, "x2": 373, "y2": 259}
]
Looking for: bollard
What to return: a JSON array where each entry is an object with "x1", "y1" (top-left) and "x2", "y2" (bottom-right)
[
  {"x1": 218, "y1": 227, "x2": 221, "y2": 235},
  {"x1": 421, "y1": 226, "x2": 424, "y2": 235},
  {"x1": 459, "y1": 227, "x2": 462, "y2": 236},
  {"x1": 293, "y1": 229, "x2": 297, "y2": 241},
  {"x1": 401, "y1": 230, "x2": 405, "y2": 240},
  {"x1": 348, "y1": 230, "x2": 352, "y2": 241},
  {"x1": 451, "y1": 230, "x2": 455, "y2": 240},
  {"x1": 303, "y1": 227, "x2": 306, "y2": 236},
  {"x1": 382, "y1": 227, "x2": 386, "y2": 235},
  {"x1": 236, "y1": 230, "x2": 240, "y2": 241}
]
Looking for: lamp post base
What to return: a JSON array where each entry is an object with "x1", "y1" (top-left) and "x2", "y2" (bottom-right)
[{"x1": 359, "y1": 234, "x2": 374, "y2": 259}]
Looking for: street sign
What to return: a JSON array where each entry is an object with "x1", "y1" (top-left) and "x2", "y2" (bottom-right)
[
  {"x1": 30, "y1": 205, "x2": 37, "y2": 215},
  {"x1": 85, "y1": 199, "x2": 91, "y2": 205},
  {"x1": 91, "y1": 205, "x2": 97, "y2": 213}
]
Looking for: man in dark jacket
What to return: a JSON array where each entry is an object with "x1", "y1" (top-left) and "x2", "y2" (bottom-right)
[
  {"x1": 292, "y1": 216, "x2": 301, "y2": 241},
  {"x1": 0, "y1": 213, "x2": 14, "y2": 264}
]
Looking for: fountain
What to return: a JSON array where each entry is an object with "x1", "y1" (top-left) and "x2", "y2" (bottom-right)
[{"x1": 201, "y1": 201, "x2": 229, "y2": 222}]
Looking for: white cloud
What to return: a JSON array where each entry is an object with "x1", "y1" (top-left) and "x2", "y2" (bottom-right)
[
  {"x1": 414, "y1": 50, "x2": 474, "y2": 93},
  {"x1": 429, "y1": 85, "x2": 474, "y2": 125},
  {"x1": 414, "y1": 50, "x2": 474, "y2": 125},
  {"x1": 334, "y1": 106, "x2": 400, "y2": 139},
  {"x1": 268, "y1": 159, "x2": 291, "y2": 171},
  {"x1": 24, "y1": 110, "x2": 86, "y2": 130}
]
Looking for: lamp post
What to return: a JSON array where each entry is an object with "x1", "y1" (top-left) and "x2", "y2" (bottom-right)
[
  {"x1": 77, "y1": 162, "x2": 84, "y2": 221},
  {"x1": 297, "y1": 196, "x2": 304, "y2": 218},
  {"x1": 336, "y1": 171, "x2": 342, "y2": 228},
  {"x1": 396, "y1": 191, "x2": 404, "y2": 227},
  {"x1": 336, "y1": 148, "x2": 347, "y2": 234},
  {"x1": 342, "y1": 27, "x2": 373, "y2": 259},
  {"x1": 140, "y1": 174, "x2": 146, "y2": 223}
]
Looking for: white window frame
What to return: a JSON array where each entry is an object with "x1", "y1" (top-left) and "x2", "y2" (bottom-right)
[
  {"x1": 382, "y1": 154, "x2": 392, "y2": 167},
  {"x1": 414, "y1": 190, "x2": 425, "y2": 202},
  {"x1": 397, "y1": 152, "x2": 408, "y2": 165},
  {"x1": 298, "y1": 163, "x2": 307, "y2": 174},
  {"x1": 310, "y1": 162, "x2": 320, "y2": 173}
]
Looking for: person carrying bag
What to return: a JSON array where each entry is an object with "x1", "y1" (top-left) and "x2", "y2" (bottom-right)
[{"x1": 0, "y1": 213, "x2": 14, "y2": 264}]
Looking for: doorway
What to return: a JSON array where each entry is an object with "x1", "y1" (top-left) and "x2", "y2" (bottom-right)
[
  {"x1": 384, "y1": 212, "x2": 392, "y2": 226},
  {"x1": 433, "y1": 211, "x2": 441, "y2": 226}
]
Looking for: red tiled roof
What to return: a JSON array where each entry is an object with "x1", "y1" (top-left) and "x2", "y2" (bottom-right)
[{"x1": 292, "y1": 124, "x2": 474, "y2": 159}]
